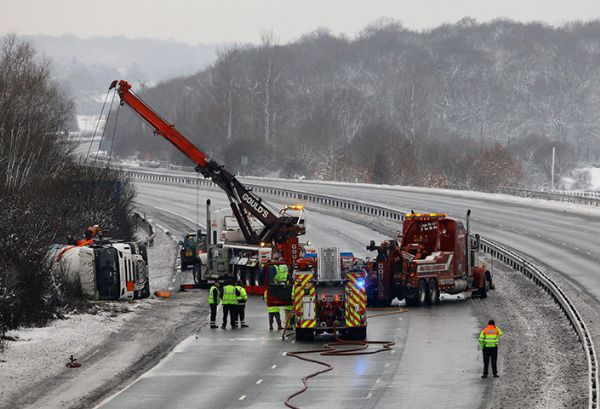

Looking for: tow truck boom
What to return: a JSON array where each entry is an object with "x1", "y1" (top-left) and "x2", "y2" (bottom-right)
[{"x1": 109, "y1": 79, "x2": 303, "y2": 244}]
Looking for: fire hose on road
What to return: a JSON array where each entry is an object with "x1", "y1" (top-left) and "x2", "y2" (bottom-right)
[{"x1": 283, "y1": 308, "x2": 407, "y2": 409}]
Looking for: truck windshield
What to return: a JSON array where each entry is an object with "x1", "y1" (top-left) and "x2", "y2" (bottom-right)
[
  {"x1": 95, "y1": 247, "x2": 120, "y2": 299},
  {"x1": 185, "y1": 235, "x2": 197, "y2": 247}
]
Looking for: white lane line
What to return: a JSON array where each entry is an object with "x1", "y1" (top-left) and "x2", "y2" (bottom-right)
[
  {"x1": 376, "y1": 378, "x2": 381, "y2": 384},
  {"x1": 561, "y1": 242, "x2": 567, "y2": 246},
  {"x1": 587, "y1": 252, "x2": 593, "y2": 256},
  {"x1": 271, "y1": 365, "x2": 277, "y2": 369},
  {"x1": 365, "y1": 392, "x2": 372, "y2": 399},
  {"x1": 239, "y1": 395, "x2": 246, "y2": 401},
  {"x1": 256, "y1": 379, "x2": 263, "y2": 385}
]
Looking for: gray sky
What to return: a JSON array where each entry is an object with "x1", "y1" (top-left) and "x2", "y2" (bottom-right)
[{"x1": 2, "y1": 0, "x2": 600, "y2": 44}]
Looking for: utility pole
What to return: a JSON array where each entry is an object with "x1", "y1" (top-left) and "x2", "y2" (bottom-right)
[{"x1": 551, "y1": 146, "x2": 556, "y2": 191}]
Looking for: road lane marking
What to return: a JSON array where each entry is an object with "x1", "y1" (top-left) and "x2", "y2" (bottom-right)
[
  {"x1": 239, "y1": 395, "x2": 246, "y2": 401},
  {"x1": 256, "y1": 379, "x2": 263, "y2": 385},
  {"x1": 271, "y1": 365, "x2": 277, "y2": 369},
  {"x1": 365, "y1": 392, "x2": 372, "y2": 399},
  {"x1": 376, "y1": 378, "x2": 381, "y2": 384}
]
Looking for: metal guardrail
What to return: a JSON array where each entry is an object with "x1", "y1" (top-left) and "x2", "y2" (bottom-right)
[
  {"x1": 480, "y1": 237, "x2": 598, "y2": 409},
  {"x1": 497, "y1": 187, "x2": 600, "y2": 207},
  {"x1": 128, "y1": 169, "x2": 597, "y2": 407},
  {"x1": 133, "y1": 211, "x2": 156, "y2": 246},
  {"x1": 126, "y1": 169, "x2": 405, "y2": 222}
]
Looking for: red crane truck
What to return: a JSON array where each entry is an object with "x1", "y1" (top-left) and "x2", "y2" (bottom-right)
[
  {"x1": 365, "y1": 210, "x2": 492, "y2": 307},
  {"x1": 109, "y1": 80, "x2": 305, "y2": 292}
]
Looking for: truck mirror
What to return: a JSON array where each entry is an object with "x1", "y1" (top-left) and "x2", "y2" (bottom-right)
[{"x1": 471, "y1": 234, "x2": 480, "y2": 251}]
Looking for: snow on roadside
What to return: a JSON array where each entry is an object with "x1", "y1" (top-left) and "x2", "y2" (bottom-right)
[
  {"x1": 0, "y1": 225, "x2": 176, "y2": 407},
  {"x1": 0, "y1": 307, "x2": 130, "y2": 406}
]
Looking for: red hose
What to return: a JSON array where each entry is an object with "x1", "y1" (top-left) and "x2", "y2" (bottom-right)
[{"x1": 284, "y1": 329, "x2": 395, "y2": 409}]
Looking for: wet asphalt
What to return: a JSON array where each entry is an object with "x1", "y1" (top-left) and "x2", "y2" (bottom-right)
[{"x1": 94, "y1": 182, "x2": 486, "y2": 409}]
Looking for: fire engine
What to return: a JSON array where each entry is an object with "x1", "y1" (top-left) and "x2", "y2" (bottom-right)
[
  {"x1": 265, "y1": 247, "x2": 367, "y2": 340},
  {"x1": 365, "y1": 210, "x2": 492, "y2": 307}
]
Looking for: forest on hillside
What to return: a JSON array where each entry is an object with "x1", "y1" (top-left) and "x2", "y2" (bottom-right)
[{"x1": 112, "y1": 19, "x2": 600, "y2": 191}]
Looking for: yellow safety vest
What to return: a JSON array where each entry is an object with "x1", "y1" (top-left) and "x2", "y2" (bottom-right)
[
  {"x1": 479, "y1": 325, "x2": 503, "y2": 348},
  {"x1": 209, "y1": 285, "x2": 220, "y2": 305},
  {"x1": 222, "y1": 285, "x2": 238, "y2": 305},
  {"x1": 235, "y1": 285, "x2": 248, "y2": 303},
  {"x1": 264, "y1": 290, "x2": 280, "y2": 313}
]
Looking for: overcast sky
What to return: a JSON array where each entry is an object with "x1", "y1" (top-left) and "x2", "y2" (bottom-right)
[{"x1": 2, "y1": 0, "x2": 600, "y2": 44}]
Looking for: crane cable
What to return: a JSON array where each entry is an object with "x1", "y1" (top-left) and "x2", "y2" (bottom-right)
[
  {"x1": 93, "y1": 89, "x2": 117, "y2": 163},
  {"x1": 283, "y1": 308, "x2": 407, "y2": 409},
  {"x1": 84, "y1": 88, "x2": 111, "y2": 164}
]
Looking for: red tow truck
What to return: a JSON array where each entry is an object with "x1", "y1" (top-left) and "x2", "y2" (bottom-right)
[{"x1": 365, "y1": 210, "x2": 492, "y2": 307}]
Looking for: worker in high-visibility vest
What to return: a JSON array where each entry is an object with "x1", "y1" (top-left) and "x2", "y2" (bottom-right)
[
  {"x1": 208, "y1": 280, "x2": 221, "y2": 329},
  {"x1": 235, "y1": 280, "x2": 249, "y2": 328},
  {"x1": 220, "y1": 279, "x2": 238, "y2": 329},
  {"x1": 479, "y1": 319, "x2": 503, "y2": 378},
  {"x1": 274, "y1": 264, "x2": 289, "y2": 284},
  {"x1": 264, "y1": 290, "x2": 283, "y2": 330}
]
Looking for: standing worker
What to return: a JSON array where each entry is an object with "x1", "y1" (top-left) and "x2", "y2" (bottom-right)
[
  {"x1": 479, "y1": 319, "x2": 503, "y2": 378},
  {"x1": 208, "y1": 280, "x2": 221, "y2": 329},
  {"x1": 235, "y1": 280, "x2": 249, "y2": 328},
  {"x1": 221, "y1": 279, "x2": 238, "y2": 329},
  {"x1": 264, "y1": 290, "x2": 283, "y2": 330}
]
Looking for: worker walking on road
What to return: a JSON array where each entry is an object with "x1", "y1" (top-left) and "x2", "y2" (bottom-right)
[
  {"x1": 480, "y1": 319, "x2": 503, "y2": 378},
  {"x1": 208, "y1": 280, "x2": 221, "y2": 329},
  {"x1": 221, "y1": 279, "x2": 238, "y2": 329},
  {"x1": 235, "y1": 280, "x2": 249, "y2": 328},
  {"x1": 264, "y1": 290, "x2": 283, "y2": 330}
]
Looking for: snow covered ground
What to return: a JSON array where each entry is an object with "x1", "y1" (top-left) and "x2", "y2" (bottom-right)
[{"x1": 0, "y1": 226, "x2": 186, "y2": 409}]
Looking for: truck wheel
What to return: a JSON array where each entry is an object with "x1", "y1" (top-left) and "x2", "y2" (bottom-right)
[
  {"x1": 181, "y1": 262, "x2": 188, "y2": 270},
  {"x1": 141, "y1": 281, "x2": 150, "y2": 298},
  {"x1": 295, "y1": 328, "x2": 314, "y2": 341},
  {"x1": 193, "y1": 262, "x2": 202, "y2": 284},
  {"x1": 348, "y1": 327, "x2": 367, "y2": 340},
  {"x1": 426, "y1": 278, "x2": 439, "y2": 305},
  {"x1": 416, "y1": 279, "x2": 427, "y2": 306}
]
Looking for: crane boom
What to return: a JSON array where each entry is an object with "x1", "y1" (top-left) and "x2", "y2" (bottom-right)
[{"x1": 109, "y1": 80, "x2": 303, "y2": 245}]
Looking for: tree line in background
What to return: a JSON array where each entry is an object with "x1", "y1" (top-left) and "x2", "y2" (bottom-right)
[
  {"x1": 114, "y1": 19, "x2": 600, "y2": 191},
  {"x1": 0, "y1": 35, "x2": 135, "y2": 340}
]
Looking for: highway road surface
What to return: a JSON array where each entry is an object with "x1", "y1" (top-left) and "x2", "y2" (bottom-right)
[
  {"x1": 95, "y1": 182, "x2": 486, "y2": 409},
  {"x1": 245, "y1": 179, "x2": 600, "y2": 305}
]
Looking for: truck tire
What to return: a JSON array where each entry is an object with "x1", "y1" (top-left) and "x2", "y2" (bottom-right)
[
  {"x1": 426, "y1": 278, "x2": 440, "y2": 305},
  {"x1": 340, "y1": 327, "x2": 367, "y2": 340},
  {"x1": 141, "y1": 281, "x2": 151, "y2": 298},
  {"x1": 193, "y1": 262, "x2": 202, "y2": 284},
  {"x1": 295, "y1": 328, "x2": 314, "y2": 341},
  {"x1": 416, "y1": 279, "x2": 427, "y2": 306}
]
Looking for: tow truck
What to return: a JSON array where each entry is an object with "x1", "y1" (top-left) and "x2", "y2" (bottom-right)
[
  {"x1": 110, "y1": 80, "x2": 306, "y2": 293},
  {"x1": 365, "y1": 211, "x2": 492, "y2": 307}
]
